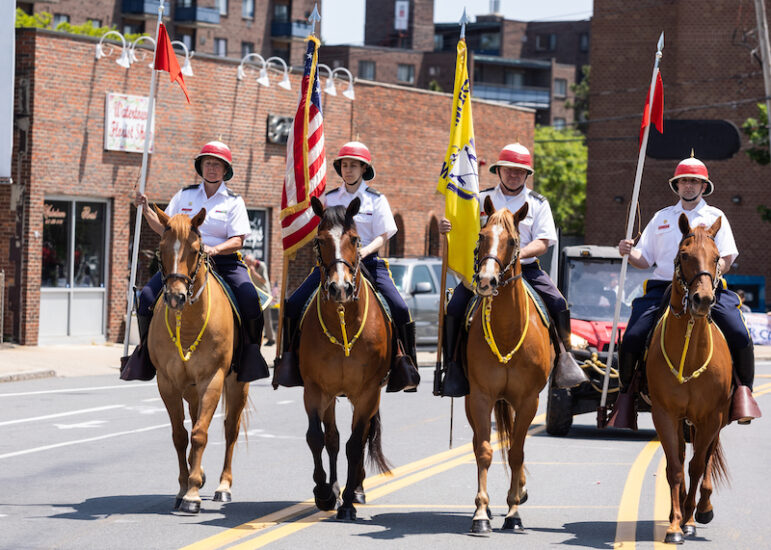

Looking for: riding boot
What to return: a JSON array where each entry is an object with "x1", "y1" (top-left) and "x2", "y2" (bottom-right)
[
  {"x1": 440, "y1": 314, "x2": 470, "y2": 397},
  {"x1": 386, "y1": 321, "x2": 421, "y2": 392},
  {"x1": 618, "y1": 351, "x2": 640, "y2": 392},
  {"x1": 556, "y1": 309, "x2": 573, "y2": 350},
  {"x1": 552, "y1": 309, "x2": 589, "y2": 389},
  {"x1": 236, "y1": 317, "x2": 270, "y2": 382},
  {"x1": 272, "y1": 315, "x2": 304, "y2": 389},
  {"x1": 608, "y1": 351, "x2": 641, "y2": 430},
  {"x1": 119, "y1": 314, "x2": 156, "y2": 381},
  {"x1": 730, "y1": 344, "x2": 762, "y2": 424}
]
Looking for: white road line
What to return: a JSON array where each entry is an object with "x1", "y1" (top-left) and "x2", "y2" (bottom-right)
[
  {"x1": 0, "y1": 404, "x2": 125, "y2": 427},
  {"x1": 0, "y1": 384, "x2": 154, "y2": 398}
]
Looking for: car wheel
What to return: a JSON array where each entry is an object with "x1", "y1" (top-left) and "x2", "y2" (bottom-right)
[{"x1": 546, "y1": 384, "x2": 573, "y2": 436}]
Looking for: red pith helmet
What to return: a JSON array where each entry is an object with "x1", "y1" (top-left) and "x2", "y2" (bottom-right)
[
  {"x1": 333, "y1": 141, "x2": 375, "y2": 181},
  {"x1": 669, "y1": 151, "x2": 713, "y2": 196},
  {"x1": 195, "y1": 140, "x2": 234, "y2": 181},
  {"x1": 488, "y1": 143, "x2": 534, "y2": 175}
]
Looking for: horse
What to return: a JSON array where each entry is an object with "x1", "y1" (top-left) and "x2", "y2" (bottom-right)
[
  {"x1": 464, "y1": 197, "x2": 553, "y2": 535},
  {"x1": 298, "y1": 196, "x2": 392, "y2": 520},
  {"x1": 148, "y1": 206, "x2": 249, "y2": 514},
  {"x1": 646, "y1": 213, "x2": 732, "y2": 544}
]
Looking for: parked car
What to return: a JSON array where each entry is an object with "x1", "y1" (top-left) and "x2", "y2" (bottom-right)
[{"x1": 385, "y1": 257, "x2": 459, "y2": 345}]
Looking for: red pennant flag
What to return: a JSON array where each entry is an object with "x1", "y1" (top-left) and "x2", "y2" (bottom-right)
[
  {"x1": 639, "y1": 69, "x2": 663, "y2": 148},
  {"x1": 154, "y1": 23, "x2": 191, "y2": 104}
]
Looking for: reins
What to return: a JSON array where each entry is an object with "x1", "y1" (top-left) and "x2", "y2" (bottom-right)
[
  {"x1": 316, "y1": 278, "x2": 371, "y2": 357},
  {"x1": 656, "y1": 306, "x2": 714, "y2": 383}
]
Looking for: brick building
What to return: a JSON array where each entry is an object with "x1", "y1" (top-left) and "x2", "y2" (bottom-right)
[
  {"x1": 3, "y1": 28, "x2": 533, "y2": 344},
  {"x1": 588, "y1": 0, "x2": 770, "y2": 306}
]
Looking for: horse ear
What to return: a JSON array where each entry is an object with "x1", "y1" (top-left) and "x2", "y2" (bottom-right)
[
  {"x1": 311, "y1": 196, "x2": 324, "y2": 218},
  {"x1": 708, "y1": 215, "x2": 722, "y2": 238},
  {"x1": 484, "y1": 195, "x2": 496, "y2": 217},
  {"x1": 153, "y1": 204, "x2": 170, "y2": 227},
  {"x1": 512, "y1": 203, "x2": 529, "y2": 226},
  {"x1": 678, "y1": 213, "x2": 691, "y2": 235},
  {"x1": 346, "y1": 197, "x2": 361, "y2": 221},
  {"x1": 191, "y1": 208, "x2": 206, "y2": 228}
]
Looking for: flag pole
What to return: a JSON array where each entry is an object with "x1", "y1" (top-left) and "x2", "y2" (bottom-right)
[
  {"x1": 597, "y1": 32, "x2": 664, "y2": 427},
  {"x1": 122, "y1": 5, "x2": 164, "y2": 358}
]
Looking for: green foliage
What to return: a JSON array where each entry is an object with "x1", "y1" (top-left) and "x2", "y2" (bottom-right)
[
  {"x1": 565, "y1": 65, "x2": 590, "y2": 134},
  {"x1": 533, "y1": 126, "x2": 587, "y2": 235},
  {"x1": 15, "y1": 9, "x2": 51, "y2": 28},
  {"x1": 428, "y1": 79, "x2": 443, "y2": 93},
  {"x1": 15, "y1": 9, "x2": 145, "y2": 41},
  {"x1": 741, "y1": 103, "x2": 770, "y2": 165}
]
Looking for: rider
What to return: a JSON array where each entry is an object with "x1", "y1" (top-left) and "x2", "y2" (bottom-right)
[
  {"x1": 275, "y1": 141, "x2": 420, "y2": 392},
  {"x1": 120, "y1": 140, "x2": 269, "y2": 383},
  {"x1": 617, "y1": 152, "x2": 760, "y2": 423},
  {"x1": 439, "y1": 143, "x2": 569, "y2": 397}
]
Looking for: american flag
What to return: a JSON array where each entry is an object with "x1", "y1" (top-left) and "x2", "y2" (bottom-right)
[{"x1": 280, "y1": 37, "x2": 327, "y2": 256}]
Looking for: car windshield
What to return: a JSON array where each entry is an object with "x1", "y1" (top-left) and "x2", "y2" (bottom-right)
[
  {"x1": 389, "y1": 264, "x2": 407, "y2": 293},
  {"x1": 565, "y1": 259, "x2": 655, "y2": 322}
]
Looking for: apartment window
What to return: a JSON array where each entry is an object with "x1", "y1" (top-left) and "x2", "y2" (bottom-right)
[
  {"x1": 52, "y1": 13, "x2": 70, "y2": 27},
  {"x1": 505, "y1": 71, "x2": 523, "y2": 88},
  {"x1": 123, "y1": 22, "x2": 143, "y2": 35},
  {"x1": 274, "y1": 3, "x2": 289, "y2": 22},
  {"x1": 218, "y1": 0, "x2": 228, "y2": 16},
  {"x1": 580, "y1": 33, "x2": 589, "y2": 52},
  {"x1": 554, "y1": 78, "x2": 567, "y2": 98},
  {"x1": 176, "y1": 0, "x2": 193, "y2": 7},
  {"x1": 434, "y1": 33, "x2": 444, "y2": 51},
  {"x1": 479, "y1": 32, "x2": 501, "y2": 53},
  {"x1": 241, "y1": 42, "x2": 254, "y2": 56},
  {"x1": 214, "y1": 38, "x2": 227, "y2": 57},
  {"x1": 553, "y1": 117, "x2": 567, "y2": 130},
  {"x1": 397, "y1": 64, "x2": 415, "y2": 84},
  {"x1": 536, "y1": 33, "x2": 557, "y2": 51},
  {"x1": 89, "y1": 19, "x2": 102, "y2": 29},
  {"x1": 358, "y1": 60, "x2": 376, "y2": 81},
  {"x1": 178, "y1": 32, "x2": 194, "y2": 51},
  {"x1": 242, "y1": 0, "x2": 254, "y2": 19}
]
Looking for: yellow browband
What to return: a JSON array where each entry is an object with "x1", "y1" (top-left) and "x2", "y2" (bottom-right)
[
  {"x1": 316, "y1": 279, "x2": 370, "y2": 357},
  {"x1": 165, "y1": 281, "x2": 211, "y2": 363},
  {"x1": 657, "y1": 306, "x2": 713, "y2": 383},
  {"x1": 482, "y1": 294, "x2": 530, "y2": 364}
]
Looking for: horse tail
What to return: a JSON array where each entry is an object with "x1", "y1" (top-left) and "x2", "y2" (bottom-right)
[
  {"x1": 366, "y1": 411, "x2": 392, "y2": 475},
  {"x1": 494, "y1": 399, "x2": 514, "y2": 475},
  {"x1": 708, "y1": 435, "x2": 730, "y2": 489}
]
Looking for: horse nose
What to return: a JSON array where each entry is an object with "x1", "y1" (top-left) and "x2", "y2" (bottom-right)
[
  {"x1": 489, "y1": 275, "x2": 499, "y2": 289},
  {"x1": 344, "y1": 280, "x2": 355, "y2": 299},
  {"x1": 165, "y1": 291, "x2": 186, "y2": 309},
  {"x1": 328, "y1": 281, "x2": 343, "y2": 301},
  {"x1": 691, "y1": 291, "x2": 711, "y2": 311}
]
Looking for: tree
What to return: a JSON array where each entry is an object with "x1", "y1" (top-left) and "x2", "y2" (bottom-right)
[
  {"x1": 740, "y1": 103, "x2": 771, "y2": 223},
  {"x1": 565, "y1": 65, "x2": 590, "y2": 134},
  {"x1": 533, "y1": 126, "x2": 587, "y2": 235}
]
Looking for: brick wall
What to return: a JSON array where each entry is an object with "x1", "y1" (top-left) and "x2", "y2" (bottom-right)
[
  {"x1": 588, "y1": 0, "x2": 770, "y2": 304},
  {"x1": 5, "y1": 28, "x2": 533, "y2": 343}
]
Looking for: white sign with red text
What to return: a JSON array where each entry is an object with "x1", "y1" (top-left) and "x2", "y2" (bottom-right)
[{"x1": 104, "y1": 93, "x2": 155, "y2": 153}]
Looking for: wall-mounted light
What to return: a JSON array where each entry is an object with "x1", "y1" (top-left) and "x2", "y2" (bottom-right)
[
  {"x1": 317, "y1": 64, "x2": 355, "y2": 100},
  {"x1": 731, "y1": 194, "x2": 742, "y2": 204},
  {"x1": 95, "y1": 31, "x2": 131, "y2": 68}
]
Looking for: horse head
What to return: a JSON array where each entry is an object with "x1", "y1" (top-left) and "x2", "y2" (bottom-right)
[
  {"x1": 674, "y1": 213, "x2": 722, "y2": 318},
  {"x1": 155, "y1": 205, "x2": 207, "y2": 311},
  {"x1": 474, "y1": 196, "x2": 527, "y2": 297},
  {"x1": 311, "y1": 196, "x2": 361, "y2": 303}
]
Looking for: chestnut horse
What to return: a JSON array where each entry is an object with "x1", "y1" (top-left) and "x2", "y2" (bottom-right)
[
  {"x1": 646, "y1": 213, "x2": 731, "y2": 544},
  {"x1": 464, "y1": 197, "x2": 553, "y2": 535},
  {"x1": 299, "y1": 196, "x2": 392, "y2": 520},
  {"x1": 148, "y1": 206, "x2": 249, "y2": 514}
]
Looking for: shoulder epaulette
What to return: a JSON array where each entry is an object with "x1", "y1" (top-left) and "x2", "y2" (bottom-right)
[
  {"x1": 326, "y1": 187, "x2": 341, "y2": 195},
  {"x1": 225, "y1": 187, "x2": 240, "y2": 198},
  {"x1": 529, "y1": 191, "x2": 546, "y2": 203},
  {"x1": 182, "y1": 183, "x2": 199, "y2": 191},
  {"x1": 480, "y1": 187, "x2": 496, "y2": 193},
  {"x1": 365, "y1": 187, "x2": 381, "y2": 196}
]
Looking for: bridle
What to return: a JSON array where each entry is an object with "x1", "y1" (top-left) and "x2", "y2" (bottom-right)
[
  {"x1": 157, "y1": 226, "x2": 209, "y2": 305},
  {"x1": 313, "y1": 232, "x2": 362, "y2": 301},
  {"x1": 671, "y1": 231, "x2": 720, "y2": 318},
  {"x1": 472, "y1": 235, "x2": 522, "y2": 295}
]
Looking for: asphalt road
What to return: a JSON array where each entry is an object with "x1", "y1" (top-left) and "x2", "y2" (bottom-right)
[{"x1": 1, "y1": 362, "x2": 770, "y2": 550}]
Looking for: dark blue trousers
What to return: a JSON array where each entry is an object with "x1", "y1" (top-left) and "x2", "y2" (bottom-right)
[
  {"x1": 446, "y1": 262, "x2": 567, "y2": 320},
  {"x1": 619, "y1": 279, "x2": 751, "y2": 356},
  {"x1": 285, "y1": 255, "x2": 411, "y2": 326},
  {"x1": 138, "y1": 254, "x2": 263, "y2": 321}
]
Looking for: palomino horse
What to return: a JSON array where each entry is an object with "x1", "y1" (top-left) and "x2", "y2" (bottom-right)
[
  {"x1": 148, "y1": 206, "x2": 249, "y2": 514},
  {"x1": 299, "y1": 196, "x2": 392, "y2": 520},
  {"x1": 646, "y1": 214, "x2": 731, "y2": 544},
  {"x1": 464, "y1": 197, "x2": 553, "y2": 535}
]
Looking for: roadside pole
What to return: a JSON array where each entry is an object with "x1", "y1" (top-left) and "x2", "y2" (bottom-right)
[{"x1": 754, "y1": 0, "x2": 771, "y2": 159}]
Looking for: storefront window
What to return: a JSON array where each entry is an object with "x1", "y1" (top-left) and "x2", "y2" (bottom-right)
[
  {"x1": 42, "y1": 200, "x2": 71, "y2": 287},
  {"x1": 74, "y1": 202, "x2": 106, "y2": 287}
]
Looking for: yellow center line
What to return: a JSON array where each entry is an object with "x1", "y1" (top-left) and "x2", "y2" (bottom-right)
[{"x1": 614, "y1": 439, "x2": 661, "y2": 549}]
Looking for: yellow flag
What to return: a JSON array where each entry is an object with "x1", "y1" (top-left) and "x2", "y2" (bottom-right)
[{"x1": 437, "y1": 39, "x2": 480, "y2": 287}]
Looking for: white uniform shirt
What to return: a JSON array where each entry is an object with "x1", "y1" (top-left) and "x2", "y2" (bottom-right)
[
  {"x1": 325, "y1": 182, "x2": 397, "y2": 247},
  {"x1": 165, "y1": 182, "x2": 251, "y2": 248},
  {"x1": 635, "y1": 199, "x2": 738, "y2": 281},
  {"x1": 479, "y1": 185, "x2": 558, "y2": 264}
]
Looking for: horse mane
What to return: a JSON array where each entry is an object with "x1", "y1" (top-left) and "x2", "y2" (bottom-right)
[
  {"x1": 320, "y1": 204, "x2": 355, "y2": 233},
  {"x1": 487, "y1": 208, "x2": 518, "y2": 239}
]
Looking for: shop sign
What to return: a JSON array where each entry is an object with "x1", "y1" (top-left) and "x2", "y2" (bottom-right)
[{"x1": 104, "y1": 93, "x2": 155, "y2": 153}]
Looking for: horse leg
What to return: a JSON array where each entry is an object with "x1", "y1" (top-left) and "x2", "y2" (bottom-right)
[
  {"x1": 182, "y1": 384, "x2": 206, "y2": 490},
  {"x1": 214, "y1": 374, "x2": 248, "y2": 503},
  {"x1": 465, "y1": 392, "x2": 494, "y2": 536},
  {"x1": 304, "y1": 384, "x2": 338, "y2": 511},
  {"x1": 157, "y1": 374, "x2": 189, "y2": 510},
  {"x1": 651, "y1": 406, "x2": 686, "y2": 544},
  {"x1": 695, "y1": 435, "x2": 719, "y2": 525},
  {"x1": 322, "y1": 398, "x2": 342, "y2": 505},
  {"x1": 502, "y1": 397, "x2": 537, "y2": 533},
  {"x1": 685, "y1": 417, "x2": 721, "y2": 532}
]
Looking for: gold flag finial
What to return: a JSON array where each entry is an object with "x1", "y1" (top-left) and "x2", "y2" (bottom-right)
[{"x1": 690, "y1": 148, "x2": 695, "y2": 158}]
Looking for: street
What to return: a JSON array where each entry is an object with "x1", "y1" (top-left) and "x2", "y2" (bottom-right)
[{"x1": 1, "y1": 362, "x2": 770, "y2": 550}]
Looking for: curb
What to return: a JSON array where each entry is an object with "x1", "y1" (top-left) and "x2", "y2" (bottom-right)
[{"x1": 0, "y1": 369, "x2": 57, "y2": 383}]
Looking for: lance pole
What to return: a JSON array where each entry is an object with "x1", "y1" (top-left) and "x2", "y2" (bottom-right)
[
  {"x1": 123, "y1": 5, "x2": 164, "y2": 358},
  {"x1": 597, "y1": 32, "x2": 664, "y2": 427}
]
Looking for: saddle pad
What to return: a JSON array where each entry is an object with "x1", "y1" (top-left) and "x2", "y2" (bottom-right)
[
  {"x1": 464, "y1": 280, "x2": 550, "y2": 331},
  {"x1": 210, "y1": 269, "x2": 243, "y2": 326}
]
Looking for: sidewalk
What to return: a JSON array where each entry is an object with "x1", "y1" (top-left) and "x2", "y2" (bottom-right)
[{"x1": 1, "y1": 342, "x2": 769, "y2": 383}]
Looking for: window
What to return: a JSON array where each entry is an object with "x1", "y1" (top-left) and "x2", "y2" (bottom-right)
[
  {"x1": 214, "y1": 38, "x2": 227, "y2": 57},
  {"x1": 242, "y1": 0, "x2": 254, "y2": 19},
  {"x1": 505, "y1": 71, "x2": 523, "y2": 88},
  {"x1": 536, "y1": 33, "x2": 557, "y2": 51},
  {"x1": 89, "y1": 19, "x2": 102, "y2": 29},
  {"x1": 179, "y1": 33, "x2": 194, "y2": 51},
  {"x1": 580, "y1": 33, "x2": 589, "y2": 52},
  {"x1": 273, "y1": 3, "x2": 289, "y2": 22},
  {"x1": 397, "y1": 64, "x2": 415, "y2": 84},
  {"x1": 554, "y1": 78, "x2": 567, "y2": 98},
  {"x1": 52, "y1": 14, "x2": 70, "y2": 27},
  {"x1": 553, "y1": 117, "x2": 567, "y2": 130},
  {"x1": 411, "y1": 265, "x2": 436, "y2": 293},
  {"x1": 176, "y1": 0, "x2": 193, "y2": 7},
  {"x1": 42, "y1": 201, "x2": 71, "y2": 288},
  {"x1": 218, "y1": 0, "x2": 228, "y2": 16},
  {"x1": 434, "y1": 33, "x2": 444, "y2": 51},
  {"x1": 479, "y1": 32, "x2": 501, "y2": 53},
  {"x1": 358, "y1": 60, "x2": 375, "y2": 80},
  {"x1": 123, "y1": 22, "x2": 143, "y2": 35},
  {"x1": 241, "y1": 41, "x2": 254, "y2": 56}
]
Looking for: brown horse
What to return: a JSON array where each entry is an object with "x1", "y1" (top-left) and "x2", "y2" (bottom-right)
[
  {"x1": 646, "y1": 213, "x2": 732, "y2": 544},
  {"x1": 148, "y1": 206, "x2": 249, "y2": 514},
  {"x1": 464, "y1": 197, "x2": 553, "y2": 535},
  {"x1": 298, "y1": 196, "x2": 392, "y2": 520}
]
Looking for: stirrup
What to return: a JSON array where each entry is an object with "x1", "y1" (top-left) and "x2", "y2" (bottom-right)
[{"x1": 730, "y1": 385, "x2": 761, "y2": 424}]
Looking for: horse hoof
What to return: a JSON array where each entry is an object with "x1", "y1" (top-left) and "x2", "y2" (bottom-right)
[
  {"x1": 682, "y1": 525, "x2": 696, "y2": 537},
  {"x1": 519, "y1": 489, "x2": 528, "y2": 505},
  {"x1": 469, "y1": 519, "x2": 492, "y2": 536},
  {"x1": 314, "y1": 484, "x2": 339, "y2": 511},
  {"x1": 179, "y1": 499, "x2": 201, "y2": 514},
  {"x1": 502, "y1": 516, "x2": 524, "y2": 532},
  {"x1": 695, "y1": 509, "x2": 714, "y2": 524},
  {"x1": 213, "y1": 490, "x2": 232, "y2": 503},
  {"x1": 174, "y1": 498, "x2": 182, "y2": 510},
  {"x1": 664, "y1": 531, "x2": 684, "y2": 544},
  {"x1": 336, "y1": 506, "x2": 357, "y2": 521},
  {"x1": 353, "y1": 490, "x2": 366, "y2": 504}
]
